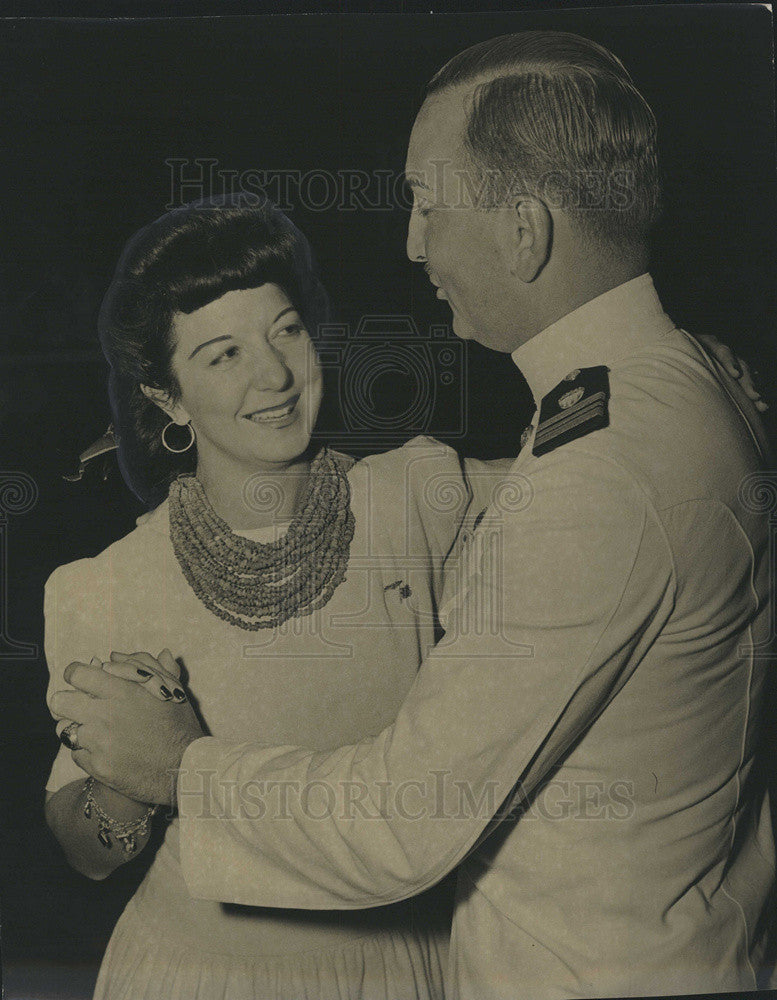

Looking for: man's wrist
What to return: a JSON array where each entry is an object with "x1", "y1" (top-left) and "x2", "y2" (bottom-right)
[{"x1": 162, "y1": 731, "x2": 203, "y2": 808}]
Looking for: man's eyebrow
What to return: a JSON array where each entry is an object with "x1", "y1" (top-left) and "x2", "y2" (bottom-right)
[{"x1": 187, "y1": 307, "x2": 298, "y2": 360}]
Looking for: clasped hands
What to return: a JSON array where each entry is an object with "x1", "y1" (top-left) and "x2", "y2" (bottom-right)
[{"x1": 50, "y1": 650, "x2": 205, "y2": 807}]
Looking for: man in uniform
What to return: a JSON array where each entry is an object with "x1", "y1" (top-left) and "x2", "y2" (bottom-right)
[{"x1": 54, "y1": 31, "x2": 775, "y2": 998}]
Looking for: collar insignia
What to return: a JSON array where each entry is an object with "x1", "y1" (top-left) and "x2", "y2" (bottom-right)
[{"x1": 532, "y1": 366, "x2": 610, "y2": 457}]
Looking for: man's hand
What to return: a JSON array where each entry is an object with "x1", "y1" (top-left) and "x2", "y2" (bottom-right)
[{"x1": 50, "y1": 650, "x2": 205, "y2": 806}]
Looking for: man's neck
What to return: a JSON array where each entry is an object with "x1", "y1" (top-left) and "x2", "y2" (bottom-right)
[{"x1": 511, "y1": 247, "x2": 650, "y2": 353}]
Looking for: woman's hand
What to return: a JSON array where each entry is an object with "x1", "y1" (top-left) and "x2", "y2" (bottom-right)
[
  {"x1": 51, "y1": 652, "x2": 205, "y2": 806},
  {"x1": 102, "y1": 649, "x2": 189, "y2": 703},
  {"x1": 696, "y1": 333, "x2": 768, "y2": 412}
]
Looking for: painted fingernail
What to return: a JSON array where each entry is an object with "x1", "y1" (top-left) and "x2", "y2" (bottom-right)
[
  {"x1": 136, "y1": 668, "x2": 152, "y2": 679},
  {"x1": 173, "y1": 688, "x2": 186, "y2": 701},
  {"x1": 159, "y1": 685, "x2": 172, "y2": 700}
]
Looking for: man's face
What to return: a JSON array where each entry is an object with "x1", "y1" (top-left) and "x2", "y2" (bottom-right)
[{"x1": 404, "y1": 89, "x2": 518, "y2": 350}]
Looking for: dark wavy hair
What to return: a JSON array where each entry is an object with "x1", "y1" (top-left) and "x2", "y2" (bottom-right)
[{"x1": 99, "y1": 196, "x2": 329, "y2": 508}]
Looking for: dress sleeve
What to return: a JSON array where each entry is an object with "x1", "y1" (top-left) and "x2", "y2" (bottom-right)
[
  {"x1": 461, "y1": 455, "x2": 516, "y2": 518},
  {"x1": 357, "y1": 436, "x2": 476, "y2": 609},
  {"x1": 176, "y1": 448, "x2": 676, "y2": 909},
  {"x1": 44, "y1": 562, "x2": 108, "y2": 793}
]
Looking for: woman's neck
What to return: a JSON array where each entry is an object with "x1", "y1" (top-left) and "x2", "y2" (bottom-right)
[{"x1": 194, "y1": 452, "x2": 313, "y2": 531}]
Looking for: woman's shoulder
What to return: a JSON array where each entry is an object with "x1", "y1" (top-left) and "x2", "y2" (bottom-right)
[
  {"x1": 346, "y1": 440, "x2": 519, "y2": 540},
  {"x1": 349, "y1": 437, "x2": 516, "y2": 509},
  {"x1": 354, "y1": 435, "x2": 459, "y2": 464},
  {"x1": 46, "y1": 500, "x2": 170, "y2": 593},
  {"x1": 350, "y1": 435, "x2": 465, "y2": 495},
  {"x1": 346, "y1": 436, "x2": 471, "y2": 550}
]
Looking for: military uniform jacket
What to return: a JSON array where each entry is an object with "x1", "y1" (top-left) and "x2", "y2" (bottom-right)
[{"x1": 176, "y1": 275, "x2": 775, "y2": 999}]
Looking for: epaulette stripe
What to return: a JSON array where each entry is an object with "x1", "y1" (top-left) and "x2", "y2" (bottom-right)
[
  {"x1": 531, "y1": 365, "x2": 610, "y2": 458},
  {"x1": 533, "y1": 407, "x2": 605, "y2": 447},
  {"x1": 532, "y1": 392, "x2": 607, "y2": 436}
]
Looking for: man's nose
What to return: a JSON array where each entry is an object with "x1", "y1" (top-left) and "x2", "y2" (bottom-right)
[{"x1": 406, "y1": 210, "x2": 427, "y2": 262}]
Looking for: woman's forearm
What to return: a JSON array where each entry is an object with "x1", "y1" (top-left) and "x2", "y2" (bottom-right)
[{"x1": 45, "y1": 779, "x2": 155, "y2": 880}]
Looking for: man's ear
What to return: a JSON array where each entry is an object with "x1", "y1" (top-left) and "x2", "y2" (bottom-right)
[
  {"x1": 140, "y1": 384, "x2": 189, "y2": 425},
  {"x1": 507, "y1": 195, "x2": 552, "y2": 283}
]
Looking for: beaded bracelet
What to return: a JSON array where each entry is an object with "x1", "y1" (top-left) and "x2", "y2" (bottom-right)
[{"x1": 82, "y1": 776, "x2": 158, "y2": 854}]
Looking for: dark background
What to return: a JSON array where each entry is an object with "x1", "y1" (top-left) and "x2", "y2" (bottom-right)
[{"x1": 1, "y1": 5, "x2": 775, "y2": 998}]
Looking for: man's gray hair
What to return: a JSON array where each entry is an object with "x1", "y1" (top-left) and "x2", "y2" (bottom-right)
[{"x1": 424, "y1": 31, "x2": 661, "y2": 248}]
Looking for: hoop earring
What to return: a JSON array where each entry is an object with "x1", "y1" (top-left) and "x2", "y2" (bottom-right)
[{"x1": 161, "y1": 420, "x2": 195, "y2": 454}]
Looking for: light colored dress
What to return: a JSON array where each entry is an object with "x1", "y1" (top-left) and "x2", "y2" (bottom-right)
[{"x1": 44, "y1": 437, "x2": 506, "y2": 1000}]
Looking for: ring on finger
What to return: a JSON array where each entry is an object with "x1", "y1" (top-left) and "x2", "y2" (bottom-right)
[{"x1": 60, "y1": 721, "x2": 83, "y2": 752}]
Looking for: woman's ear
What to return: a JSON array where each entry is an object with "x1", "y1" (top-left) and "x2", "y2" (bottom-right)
[
  {"x1": 508, "y1": 195, "x2": 552, "y2": 283},
  {"x1": 140, "y1": 384, "x2": 190, "y2": 425}
]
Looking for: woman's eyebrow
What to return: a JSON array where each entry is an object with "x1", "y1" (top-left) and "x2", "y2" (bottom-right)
[
  {"x1": 188, "y1": 335, "x2": 232, "y2": 360},
  {"x1": 271, "y1": 306, "x2": 297, "y2": 326},
  {"x1": 187, "y1": 307, "x2": 298, "y2": 359}
]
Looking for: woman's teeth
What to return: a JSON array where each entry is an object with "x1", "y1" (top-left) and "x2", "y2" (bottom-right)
[{"x1": 247, "y1": 400, "x2": 297, "y2": 423}]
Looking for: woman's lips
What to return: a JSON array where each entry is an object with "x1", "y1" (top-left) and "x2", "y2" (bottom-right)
[{"x1": 244, "y1": 393, "x2": 300, "y2": 424}]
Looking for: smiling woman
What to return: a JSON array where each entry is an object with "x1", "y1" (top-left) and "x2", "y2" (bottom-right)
[
  {"x1": 142, "y1": 283, "x2": 324, "y2": 528},
  {"x1": 42, "y1": 196, "x2": 508, "y2": 1000},
  {"x1": 100, "y1": 197, "x2": 329, "y2": 512}
]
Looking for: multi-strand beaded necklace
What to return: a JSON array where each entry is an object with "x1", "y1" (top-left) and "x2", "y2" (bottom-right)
[{"x1": 168, "y1": 447, "x2": 356, "y2": 630}]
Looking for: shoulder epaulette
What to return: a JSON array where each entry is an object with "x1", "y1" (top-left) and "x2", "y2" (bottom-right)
[{"x1": 532, "y1": 365, "x2": 610, "y2": 457}]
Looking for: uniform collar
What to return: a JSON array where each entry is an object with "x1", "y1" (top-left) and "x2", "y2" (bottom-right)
[{"x1": 511, "y1": 273, "x2": 676, "y2": 406}]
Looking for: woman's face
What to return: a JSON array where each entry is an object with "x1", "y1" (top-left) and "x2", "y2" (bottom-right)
[{"x1": 160, "y1": 283, "x2": 323, "y2": 472}]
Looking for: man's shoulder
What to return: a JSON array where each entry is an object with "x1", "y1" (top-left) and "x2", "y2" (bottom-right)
[
  {"x1": 611, "y1": 329, "x2": 763, "y2": 437},
  {"x1": 615, "y1": 333, "x2": 763, "y2": 463},
  {"x1": 537, "y1": 334, "x2": 767, "y2": 512}
]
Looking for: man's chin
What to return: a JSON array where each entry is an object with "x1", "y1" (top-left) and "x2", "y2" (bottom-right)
[{"x1": 450, "y1": 311, "x2": 477, "y2": 341}]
